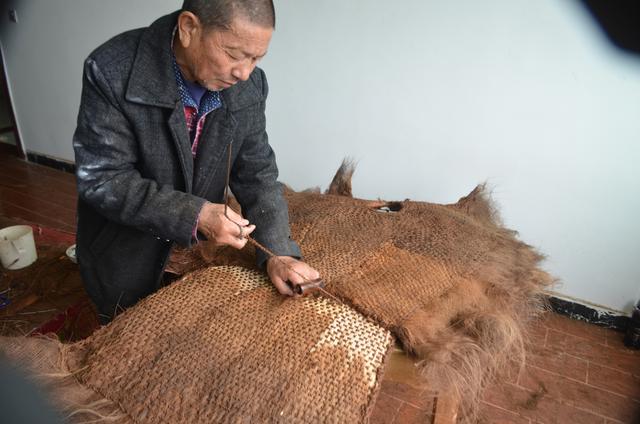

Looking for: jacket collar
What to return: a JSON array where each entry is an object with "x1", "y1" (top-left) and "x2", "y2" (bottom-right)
[{"x1": 125, "y1": 11, "x2": 263, "y2": 111}]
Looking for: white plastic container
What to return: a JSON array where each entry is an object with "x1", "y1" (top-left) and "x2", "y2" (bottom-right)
[{"x1": 0, "y1": 225, "x2": 38, "y2": 270}]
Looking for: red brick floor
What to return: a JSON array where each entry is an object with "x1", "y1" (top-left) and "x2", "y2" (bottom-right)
[{"x1": 1, "y1": 145, "x2": 639, "y2": 423}]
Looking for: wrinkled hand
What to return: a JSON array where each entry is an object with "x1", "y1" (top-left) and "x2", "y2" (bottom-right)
[
  {"x1": 197, "y1": 202, "x2": 255, "y2": 249},
  {"x1": 267, "y1": 256, "x2": 321, "y2": 296}
]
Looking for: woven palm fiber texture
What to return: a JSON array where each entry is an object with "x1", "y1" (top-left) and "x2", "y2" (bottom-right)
[
  {"x1": 0, "y1": 266, "x2": 392, "y2": 423},
  {"x1": 170, "y1": 164, "x2": 554, "y2": 420}
]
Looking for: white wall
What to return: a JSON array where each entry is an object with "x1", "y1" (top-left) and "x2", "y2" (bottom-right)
[
  {"x1": 0, "y1": 0, "x2": 180, "y2": 161},
  {"x1": 261, "y1": 0, "x2": 640, "y2": 313},
  {"x1": 1, "y1": 0, "x2": 638, "y2": 313}
]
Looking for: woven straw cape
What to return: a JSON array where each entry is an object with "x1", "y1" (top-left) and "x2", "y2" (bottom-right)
[
  {"x1": 1, "y1": 266, "x2": 392, "y2": 423},
  {"x1": 0, "y1": 163, "x2": 552, "y2": 423},
  {"x1": 170, "y1": 163, "x2": 553, "y2": 421}
]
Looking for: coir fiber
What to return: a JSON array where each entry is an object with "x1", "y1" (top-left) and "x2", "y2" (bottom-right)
[
  {"x1": 171, "y1": 163, "x2": 554, "y2": 421},
  {"x1": 1, "y1": 266, "x2": 392, "y2": 423}
]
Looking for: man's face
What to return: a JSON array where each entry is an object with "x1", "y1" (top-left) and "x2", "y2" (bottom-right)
[{"x1": 175, "y1": 12, "x2": 273, "y2": 91}]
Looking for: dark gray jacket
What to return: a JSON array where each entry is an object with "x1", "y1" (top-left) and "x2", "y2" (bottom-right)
[{"x1": 73, "y1": 11, "x2": 300, "y2": 320}]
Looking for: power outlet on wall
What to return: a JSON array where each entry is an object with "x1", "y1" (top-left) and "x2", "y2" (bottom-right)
[{"x1": 8, "y1": 9, "x2": 18, "y2": 23}]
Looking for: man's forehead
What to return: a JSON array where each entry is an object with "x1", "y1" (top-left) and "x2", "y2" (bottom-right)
[
  {"x1": 205, "y1": 26, "x2": 271, "y2": 57},
  {"x1": 223, "y1": 43, "x2": 269, "y2": 58}
]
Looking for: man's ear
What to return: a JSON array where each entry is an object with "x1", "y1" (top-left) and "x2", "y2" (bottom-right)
[{"x1": 177, "y1": 11, "x2": 201, "y2": 48}]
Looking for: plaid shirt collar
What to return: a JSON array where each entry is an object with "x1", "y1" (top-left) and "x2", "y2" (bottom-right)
[{"x1": 172, "y1": 57, "x2": 223, "y2": 116}]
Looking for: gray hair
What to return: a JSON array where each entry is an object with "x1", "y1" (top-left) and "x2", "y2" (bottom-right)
[{"x1": 181, "y1": 0, "x2": 275, "y2": 30}]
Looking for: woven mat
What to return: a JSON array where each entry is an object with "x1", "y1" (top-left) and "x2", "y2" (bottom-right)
[
  {"x1": 47, "y1": 266, "x2": 391, "y2": 423},
  {"x1": 169, "y1": 184, "x2": 553, "y2": 421}
]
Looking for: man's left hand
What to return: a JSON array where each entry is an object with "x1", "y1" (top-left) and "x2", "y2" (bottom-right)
[{"x1": 266, "y1": 256, "x2": 321, "y2": 296}]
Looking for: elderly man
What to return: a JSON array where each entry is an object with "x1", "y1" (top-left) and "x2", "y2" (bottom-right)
[{"x1": 73, "y1": 0, "x2": 319, "y2": 323}]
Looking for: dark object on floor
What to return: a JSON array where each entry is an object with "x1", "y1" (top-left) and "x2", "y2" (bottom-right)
[
  {"x1": 0, "y1": 294, "x2": 10, "y2": 309},
  {"x1": 624, "y1": 302, "x2": 640, "y2": 349},
  {"x1": 548, "y1": 296, "x2": 629, "y2": 332}
]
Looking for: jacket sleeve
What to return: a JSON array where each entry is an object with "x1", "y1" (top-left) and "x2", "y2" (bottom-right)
[
  {"x1": 229, "y1": 69, "x2": 301, "y2": 267},
  {"x1": 73, "y1": 58, "x2": 205, "y2": 246}
]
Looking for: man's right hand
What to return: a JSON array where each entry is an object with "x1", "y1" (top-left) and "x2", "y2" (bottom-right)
[{"x1": 196, "y1": 202, "x2": 256, "y2": 249}]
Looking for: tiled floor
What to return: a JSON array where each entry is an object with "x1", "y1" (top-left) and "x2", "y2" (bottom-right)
[
  {"x1": 1, "y1": 145, "x2": 639, "y2": 423},
  {"x1": 368, "y1": 311, "x2": 640, "y2": 424},
  {"x1": 0, "y1": 144, "x2": 76, "y2": 233}
]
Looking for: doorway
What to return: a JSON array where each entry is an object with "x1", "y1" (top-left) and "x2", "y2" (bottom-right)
[{"x1": 0, "y1": 46, "x2": 24, "y2": 158}]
